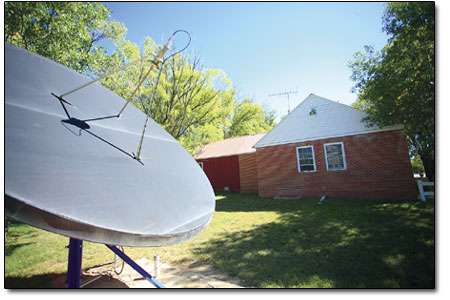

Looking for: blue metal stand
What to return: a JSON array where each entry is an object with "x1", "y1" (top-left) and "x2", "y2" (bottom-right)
[
  {"x1": 106, "y1": 245, "x2": 165, "y2": 288},
  {"x1": 67, "y1": 238, "x2": 83, "y2": 288},
  {"x1": 66, "y1": 238, "x2": 164, "y2": 288}
]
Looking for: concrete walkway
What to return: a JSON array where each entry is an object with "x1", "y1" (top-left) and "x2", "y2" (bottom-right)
[{"x1": 80, "y1": 258, "x2": 245, "y2": 288}]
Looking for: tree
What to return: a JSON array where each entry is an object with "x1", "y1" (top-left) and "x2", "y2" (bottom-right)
[
  {"x1": 152, "y1": 56, "x2": 234, "y2": 141},
  {"x1": 411, "y1": 156, "x2": 425, "y2": 178},
  {"x1": 226, "y1": 98, "x2": 276, "y2": 138},
  {"x1": 349, "y1": 2, "x2": 434, "y2": 180},
  {"x1": 98, "y1": 37, "x2": 277, "y2": 153},
  {"x1": 5, "y1": 2, "x2": 279, "y2": 155},
  {"x1": 98, "y1": 38, "x2": 235, "y2": 154},
  {"x1": 4, "y1": 2, "x2": 126, "y2": 73}
]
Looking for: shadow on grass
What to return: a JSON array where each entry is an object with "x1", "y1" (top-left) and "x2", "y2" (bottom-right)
[
  {"x1": 6, "y1": 221, "x2": 39, "y2": 239},
  {"x1": 198, "y1": 194, "x2": 435, "y2": 288},
  {"x1": 5, "y1": 242, "x2": 34, "y2": 257},
  {"x1": 5, "y1": 221, "x2": 40, "y2": 257},
  {"x1": 5, "y1": 272, "x2": 130, "y2": 289},
  {"x1": 215, "y1": 192, "x2": 302, "y2": 213}
]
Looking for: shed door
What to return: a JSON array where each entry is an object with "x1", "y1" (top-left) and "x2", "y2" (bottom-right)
[{"x1": 201, "y1": 156, "x2": 241, "y2": 192}]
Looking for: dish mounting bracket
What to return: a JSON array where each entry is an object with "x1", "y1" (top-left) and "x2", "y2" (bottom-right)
[{"x1": 66, "y1": 238, "x2": 165, "y2": 288}]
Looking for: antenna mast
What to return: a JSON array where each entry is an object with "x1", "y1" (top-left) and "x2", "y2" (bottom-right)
[{"x1": 269, "y1": 89, "x2": 298, "y2": 114}]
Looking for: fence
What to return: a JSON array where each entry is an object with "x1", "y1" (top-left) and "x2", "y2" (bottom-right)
[{"x1": 417, "y1": 180, "x2": 435, "y2": 202}]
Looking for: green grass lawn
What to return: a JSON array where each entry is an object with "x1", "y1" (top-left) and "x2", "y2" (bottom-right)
[{"x1": 5, "y1": 194, "x2": 435, "y2": 288}]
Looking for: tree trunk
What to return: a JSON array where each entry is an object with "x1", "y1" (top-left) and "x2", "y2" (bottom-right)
[{"x1": 420, "y1": 153, "x2": 435, "y2": 182}]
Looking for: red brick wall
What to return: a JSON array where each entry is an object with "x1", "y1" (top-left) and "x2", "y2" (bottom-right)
[
  {"x1": 239, "y1": 153, "x2": 258, "y2": 194},
  {"x1": 256, "y1": 130, "x2": 417, "y2": 200}
]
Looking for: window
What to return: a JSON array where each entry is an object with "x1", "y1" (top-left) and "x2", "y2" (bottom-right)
[
  {"x1": 296, "y1": 146, "x2": 316, "y2": 172},
  {"x1": 198, "y1": 162, "x2": 204, "y2": 169},
  {"x1": 324, "y1": 142, "x2": 347, "y2": 171}
]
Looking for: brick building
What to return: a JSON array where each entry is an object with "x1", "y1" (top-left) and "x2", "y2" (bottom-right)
[
  {"x1": 196, "y1": 133, "x2": 265, "y2": 193},
  {"x1": 254, "y1": 94, "x2": 417, "y2": 200}
]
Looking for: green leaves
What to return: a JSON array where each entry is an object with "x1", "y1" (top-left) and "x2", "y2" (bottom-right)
[
  {"x1": 5, "y1": 2, "x2": 126, "y2": 73},
  {"x1": 98, "y1": 37, "x2": 276, "y2": 154},
  {"x1": 349, "y1": 2, "x2": 434, "y2": 179},
  {"x1": 227, "y1": 98, "x2": 276, "y2": 138},
  {"x1": 5, "y1": 2, "x2": 277, "y2": 155}
]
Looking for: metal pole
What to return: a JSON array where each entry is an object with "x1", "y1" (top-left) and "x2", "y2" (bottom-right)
[
  {"x1": 134, "y1": 64, "x2": 164, "y2": 161},
  {"x1": 153, "y1": 254, "x2": 161, "y2": 278},
  {"x1": 67, "y1": 238, "x2": 83, "y2": 288},
  {"x1": 287, "y1": 93, "x2": 291, "y2": 113},
  {"x1": 106, "y1": 245, "x2": 165, "y2": 288}
]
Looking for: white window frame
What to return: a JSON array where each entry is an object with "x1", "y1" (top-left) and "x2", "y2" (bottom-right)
[
  {"x1": 323, "y1": 142, "x2": 347, "y2": 171},
  {"x1": 296, "y1": 145, "x2": 317, "y2": 173},
  {"x1": 198, "y1": 162, "x2": 204, "y2": 169}
]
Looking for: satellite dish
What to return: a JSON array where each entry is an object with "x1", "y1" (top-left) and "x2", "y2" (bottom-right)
[{"x1": 4, "y1": 43, "x2": 215, "y2": 247}]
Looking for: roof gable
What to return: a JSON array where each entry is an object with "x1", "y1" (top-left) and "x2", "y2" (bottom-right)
[
  {"x1": 196, "y1": 133, "x2": 266, "y2": 159},
  {"x1": 254, "y1": 93, "x2": 403, "y2": 148}
]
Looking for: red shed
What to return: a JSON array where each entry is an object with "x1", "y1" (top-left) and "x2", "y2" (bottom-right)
[{"x1": 196, "y1": 133, "x2": 266, "y2": 193}]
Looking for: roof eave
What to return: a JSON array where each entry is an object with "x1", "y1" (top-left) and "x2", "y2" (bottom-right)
[
  {"x1": 195, "y1": 149, "x2": 257, "y2": 160},
  {"x1": 254, "y1": 126, "x2": 404, "y2": 149}
]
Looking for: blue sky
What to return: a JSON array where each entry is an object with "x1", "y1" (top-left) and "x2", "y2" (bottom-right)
[{"x1": 101, "y1": 1, "x2": 389, "y2": 120}]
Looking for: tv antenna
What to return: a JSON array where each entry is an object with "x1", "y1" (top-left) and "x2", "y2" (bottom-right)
[{"x1": 269, "y1": 89, "x2": 298, "y2": 114}]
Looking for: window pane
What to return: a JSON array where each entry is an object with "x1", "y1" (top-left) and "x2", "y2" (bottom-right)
[
  {"x1": 326, "y1": 144, "x2": 345, "y2": 170},
  {"x1": 297, "y1": 146, "x2": 315, "y2": 172},
  {"x1": 300, "y1": 165, "x2": 315, "y2": 172},
  {"x1": 304, "y1": 159, "x2": 313, "y2": 165}
]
